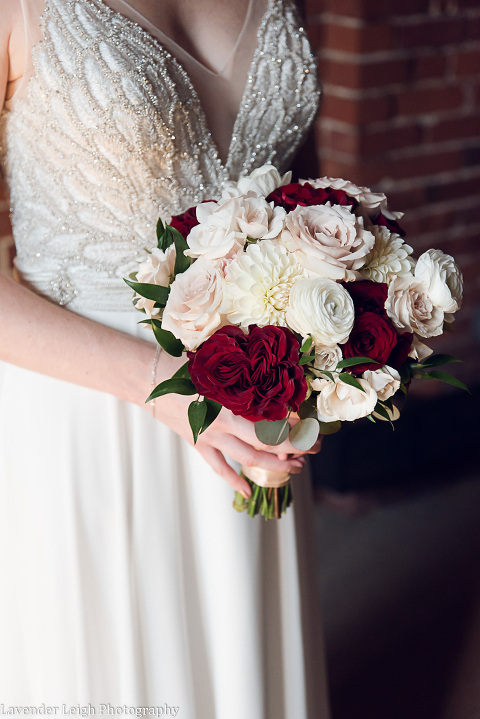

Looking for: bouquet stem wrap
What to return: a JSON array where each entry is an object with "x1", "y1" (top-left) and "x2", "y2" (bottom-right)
[{"x1": 234, "y1": 468, "x2": 292, "y2": 520}]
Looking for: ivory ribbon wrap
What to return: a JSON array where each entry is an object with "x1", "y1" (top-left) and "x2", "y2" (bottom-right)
[{"x1": 241, "y1": 466, "x2": 290, "y2": 488}]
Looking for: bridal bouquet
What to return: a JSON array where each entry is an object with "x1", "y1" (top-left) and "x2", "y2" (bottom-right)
[{"x1": 126, "y1": 165, "x2": 465, "y2": 520}]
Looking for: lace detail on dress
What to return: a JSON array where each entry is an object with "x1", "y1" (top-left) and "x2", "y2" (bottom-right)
[{"x1": 0, "y1": 0, "x2": 320, "y2": 310}]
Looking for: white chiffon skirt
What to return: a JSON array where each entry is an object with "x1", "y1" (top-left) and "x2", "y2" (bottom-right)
[{"x1": 0, "y1": 308, "x2": 329, "y2": 718}]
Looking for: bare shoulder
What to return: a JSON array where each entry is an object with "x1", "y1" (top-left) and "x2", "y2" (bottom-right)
[{"x1": 1, "y1": 0, "x2": 26, "y2": 106}]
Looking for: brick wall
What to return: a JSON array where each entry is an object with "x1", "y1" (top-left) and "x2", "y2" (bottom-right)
[{"x1": 306, "y1": 0, "x2": 480, "y2": 389}]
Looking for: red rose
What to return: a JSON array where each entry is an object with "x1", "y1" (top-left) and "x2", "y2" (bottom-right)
[
  {"x1": 346, "y1": 280, "x2": 388, "y2": 315},
  {"x1": 266, "y1": 182, "x2": 358, "y2": 212},
  {"x1": 169, "y1": 206, "x2": 200, "y2": 239},
  {"x1": 372, "y1": 212, "x2": 406, "y2": 238},
  {"x1": 188, "y1": 325, "x2": 307, "y2": 422},
  {"x1": 342, "y1": 311, "x2": 403, "y2": 374},
  {"x1": 386, "y1": 332, "x2": 413, "y2": 371}
]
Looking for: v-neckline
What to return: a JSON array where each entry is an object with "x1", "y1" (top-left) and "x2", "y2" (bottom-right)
[
  {"x1": 87, "y1": 0, "x2": 275, "y2": 175},
  {"x1": 110, "y1": 0, "x2": 257, "y2": 78}
]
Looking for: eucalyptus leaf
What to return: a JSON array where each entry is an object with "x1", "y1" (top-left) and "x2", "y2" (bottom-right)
[
  {"x1": 150, "y1": 320, "x2": 184, "y2": 357},
  {"x1": 421, "y1": 370, "x2": 470, "y2": 393},
  {"x1": 188, "y1": 399, "x2": 208, "y2": 444},
  {"x1": 147, "y1": 377, "x2": 196, "y2": 402},
  {"x1": 336, "y1": 356, "x2": 378, "y2": 370},
  {"x1": 299, "y1": 354, "x2": 316, "y2": 365},
  {"x1": 318, "y1": 420, "x2": 342, "y2": 435},
  {"x1": 300, "y1": 336, "x2": 313, "y2": 354},
  {"x1": 124, "y1": 278, "x2": 170, "y2": 304},
  {"x1": 298, "y1": 398, "x2": 317, "y2": 420},
  {"x1": 254, "y1": 418, "x2": 290, "y2": 446},
  {"x1": 338, "y1": 372, "x2": 365, "y2": 392},
  {"x1": 289, "y1": 418, "x2": 320, "y2": 451}
]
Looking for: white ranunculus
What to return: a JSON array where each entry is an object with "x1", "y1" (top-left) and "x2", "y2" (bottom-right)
[
  {"x1": 414, "y1": 249, "x2": 463, "y2": 313},
  {"x1": 221, "y1": 164, "x2": 292, "y2": 199},
  {"x1": 162, "y1": 258, "x2": 227, "y2": 350},
  {"x1": 363, "y1": 365, "x2": 401, "y2": 401},
  {"x1": 286, "y1": 277, "x2": 355, "y2": 346},
  {"x1": 224, "y1": 240, "x2": 306, "y2": 327},
  {"x1": 301, "y1": 176, "x2": 403, "y2": 221},
  {"x1": 312, "y1": 375, "x2": 378, "y2": 422},
  {"x1": 134, "y1": 245, "x2": 176, "y2": 318},
  {"x1": 314, "y1": 344, "x2": 343, "y2": 371},
  {"x1": 385, "y1": 276, "x2": 444, "y2": 338},
  {"x1": 281, "y1": 203, "x2": 375, "y2": 281},
  {"x1": 185, "y1": 196, "x2": 284, "y2": 260},
  {"x1": 361, "y1": 226, "x2": 415, "y2": 284}
]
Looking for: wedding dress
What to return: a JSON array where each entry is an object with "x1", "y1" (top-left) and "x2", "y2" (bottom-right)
[{"x1": 0, "y1": 0, "x2": 328, "y2": 716}]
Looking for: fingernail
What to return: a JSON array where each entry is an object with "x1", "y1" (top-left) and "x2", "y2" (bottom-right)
[
  {"x1": 241, "y1": 489, "x2": 251, "y2": 499},
  {"x1": 291, "y1": 460, "x2": 303, "y2": 468}
]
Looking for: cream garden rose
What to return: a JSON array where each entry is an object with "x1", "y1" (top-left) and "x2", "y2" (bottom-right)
[
  {"x1": 222, "y1": 164, "x2": 292, "y2": 198},
  {"x1": 224, "y1": 240, "x2": 306, "y2": 328},
  {"x1": 312, "y1": 375, "x2": 378, "y2": 422},
  {"x1": 414, "y1": 249, "x2": 463, "y2": 313},
  {"x1": 186, "y1": 196, "x2": 284, "y2": 260},
  {"x1": 134, "y1": 245, "x2": 176, "y2": 318},
  {"x1": 281, "y1": 203, "x2": 375, "y2": 281},
  {"x1": 302, "y1": 176, "x2": 403, "y2": 221},
  {"x1": 385, "y1": 276, "x2": 444, "y2": 338},
  {"x1": 314, "y1": 344, "x2": 343, "y2": 371},
  {"x1": 363, "y1": 366, "x2": 401, "y2": 401},
  {"x1": 286, "y1": 277, "x2": 355, "y2": 346},
  {"x1": 162, "y1": 258, "x2": 226, "y2": 350}
]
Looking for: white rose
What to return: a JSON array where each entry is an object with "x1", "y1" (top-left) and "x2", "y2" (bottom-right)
[
  {"x1": 162, "y1": 258, "x2": 227, "y2": 350},
  {"x1": 414, "y1": 249, "x2": 463, "y2": 313},
  {"x1": 222, "y1": 164, "x2": 292, "y2": 198},
  {"x1": 186, "y1": 196, "x2": 284, "y2": 260},
  {"x1": 314, "y1": 344, "x2": 343, "y2": 371},
  {"x1": 385, "y1": 276, "x2": 444, "y2": 338},
  {"x1": 286, "y1": 277, "x2": 355, "y2": 346},
  {"x1": 363, "y1": 365, "x2": 401, "y2": 401},
  {"x1": 361, "y1": 226, "x2": 415, "y2": 284},
  {"x1": 224, "y1": 240, "x2": 306, "y2": 327},
  {"x1": 281, "y1": 203, "x2": 375, "y2": 281},
  {"x1": 302, "y1": 177, "x2": 403, "y2": 221},
  {"x1": 312, "y1": 375, "x2": 378, "y2": 422},
  {"x1": 133, "y1": 245, "x2": 176, "y2": 318}
]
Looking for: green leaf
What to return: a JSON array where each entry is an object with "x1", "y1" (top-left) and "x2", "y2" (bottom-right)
[
  {"x1": 147, "y1": 377, "x2": 196, "y2": 402},
  {"x1": 201, "y1": 399, "x2": 222, "y2": 434},
  {"x1": 318, "y1": 420, "x2": 342, "y2": 435},
  {"x1": 366, "y1": 414, "x2": 376, "y2": 423},
  {"x1": 298, "y1": 397, "x2": 317, "y2": 420},
  {"x1": 300, "y1": 336, "x2": 313, "y2": 354},
  {"x1": 372, "y1": 403, "x2": 392, "y2": 422},
  {"x1": 336, "y1": 357, "x2": 379, "y2": 370},
  {"x1": 289, "y1": 418, "x2": 319, "y2": 451},
  {"x1": 421, "y1": 370, "x2": 471, "y2": 393},
  {"x1": 171, "y1": 361, "x2": 191, "y2": 380},
  {"x1": 124, "y1": 278, "x2": 170, "y2": 305},
  {"x1": 299, "y1": 354, "x2": 316, "y2": 365},
  {"x1": 421, "y1": 354, "x2": 462, "y2": 368},
  {"x1": 150, "y1": 319, "x2": 184, "y2": 357},
  {"x1": 399, "y1": 362, "x2": 412, "y2": 385},
  {"x1": 188, "y1": 399, "x2": 208, "y2": 444},
  {"x1": 156, "y1": 217, "x2": 173, "y2": 252},
  {"x1": 171, "y1": 226, "x2": 191, "y2": 276},
  {"x1": 338, "y1": 372, "x2": 365, "y2": 392},
  {"x1": 254, "y1": 418, "x2": 290, "y2": 446},
  {"x1": 137, "y1": 319, "x2": 152, "y2": 325}
]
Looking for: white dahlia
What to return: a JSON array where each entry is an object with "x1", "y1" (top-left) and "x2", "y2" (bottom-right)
[
  {"x1": 361, "y1": 226, "x2": 415, "y2": 283},
  {"x1": 224, "y1": 240, "x2": 306, "y2": 328}
]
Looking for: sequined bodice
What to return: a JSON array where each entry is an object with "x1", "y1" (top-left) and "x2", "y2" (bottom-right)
[{"x1": 0, "y1": 0, "x2": 320, "y2": 311}]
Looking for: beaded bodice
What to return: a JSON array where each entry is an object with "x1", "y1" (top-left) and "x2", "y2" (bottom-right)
[{"x1": 0, "y1": 0, "x2": 320, "y2": 311}]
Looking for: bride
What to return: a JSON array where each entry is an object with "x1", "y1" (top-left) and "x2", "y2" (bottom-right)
[{"x1": 0, "y1": 0, "x2": 328, "y2": 716}]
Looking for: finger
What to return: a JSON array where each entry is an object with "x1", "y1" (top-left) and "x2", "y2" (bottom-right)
[
  {"x1": 197, "y1": 445, "x2": 252, "y2": 498},
  {"x1": 208, "y1": 435, "x2": 305, "y2": 474}
]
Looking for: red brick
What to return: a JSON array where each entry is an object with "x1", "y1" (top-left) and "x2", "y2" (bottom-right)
[
  {"x1": 393, "y1": 18, "x2": 466, "y2": 50},
  {"x1": 402, "y1": 204, "x2": 480, "y2": 237},
  {"x1": 318, "y1": 57, "x2": 410, "y2": 89},
  {"x1": 412, "y1": 54, "x2": 449, "y2": 81},
  {"x1": 426, "y1": 174, "x2": 480, "y2": 202},
  {"x1": 424, "y1": 115, "x2": 480, "y2": 143},
  {"x1": 323, "y1": 23, "x2": 393, "y2": 54},
  {"x1": 319, "y1": 158, "x2": 389, "y2": 186},
  {"x1": 316, "y1": 126, "x2": 360, "y2": 155},
  {"x1": 388, "y1": 187, "x2": 427, "y2": 212},
  {"x1": 454, "y1": 50, "x2": 480, "y2": 77},
  {"x1": 321, "y1": 93, "x2": 394, "y2": 124},
  {"x1": 311, "y1": 0, "x2": 431, "y2": 20},
  {"x1": 391, "y1": 149, "x2": 462, "y2": 180},
  {"x1": 396, "y1": 86, "x2": 464, "y2": 116},
  {"x1": 359, "y1": 124, "x2": 423, "y2": 155}
]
